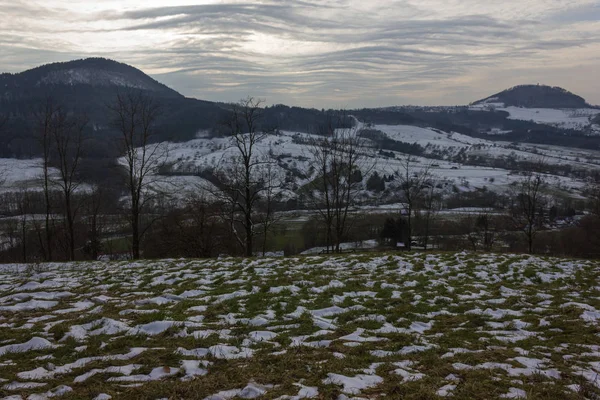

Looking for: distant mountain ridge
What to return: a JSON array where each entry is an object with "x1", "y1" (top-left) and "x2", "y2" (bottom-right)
[
  {"x1": 473, "y1": 84, "x2": 593, "y2": 109},
  {"x1": 1, "y1": 58, "x2": 599, "y2": 160}
]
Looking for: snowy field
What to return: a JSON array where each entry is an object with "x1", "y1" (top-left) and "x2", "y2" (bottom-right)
[
  {"x1": 470, "y1": 103, "x2": 600, "y2": 131},
  {"x1": 1, "y1": 253, "x2": 600, "y2": 399},
  {"x1": 2, "y1": 122, "x2": 598, "y2": 202},
  {"x1": 153, "y1": 128, "x2": 590, "y2": 200}
]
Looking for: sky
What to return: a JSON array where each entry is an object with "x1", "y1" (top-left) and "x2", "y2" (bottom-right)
[{"x1": 1, "y1": 0, "x2": 599, "y2": 108}]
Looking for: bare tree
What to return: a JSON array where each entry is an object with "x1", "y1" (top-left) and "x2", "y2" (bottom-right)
[
  {"x1": 476, "y1": 210, "x2": 497, "y2": 252},
  {"x1": 416, "y1": 181, "x2": 439, "y2": 250},
  {"x1": 0, "y1": 163, "x2": 6, "y2": 189},
  {"x1": 511, "y1": 162, "x2": 547, "y2": 254},
  {"x1": 109, "y1": 90, "x2": 167, "y2": 259},
  {"x1": 306, "y1": 114, "x2": 372, "y2": 253},
  {"x1": 16, "y1": 187, "x2": 31, "y2": 263},
  {"x1": 83, "y1": 185, "x2": 106, "y2": 261},
  {"x1": 50, "y1": 108, "x2": 88, "y2": 261},
  {"x1": 586, "y1": 180, "x2": 600, "y2": 218},
  {"x1": 34, "y1": 98, "x2": 59, "y2": 261},
  {"x1": 210, "y1": 97, "x2": 275, "y2": 257},
  {"x1": 464, "y1": 209, "x2": 497, "y2": 252},
  {"x1": 395, "y1": 155, "x2": 432, "y2": 251},
  {"x1": 256, "y1": 163, "x2": 283, "y2": 256}
]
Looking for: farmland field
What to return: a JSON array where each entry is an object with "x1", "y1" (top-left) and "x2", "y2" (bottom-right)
[{"x1": 1, "y1": 252, "x2": 600, "y2": 399}]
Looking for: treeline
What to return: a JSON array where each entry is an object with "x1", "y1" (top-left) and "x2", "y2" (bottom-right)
[
  {"x1": 0, "y1": 95, "x2": 373, "y2": 262},
  {"x1": 1, "y1": 93, "x2": 600, "y2": 263}
]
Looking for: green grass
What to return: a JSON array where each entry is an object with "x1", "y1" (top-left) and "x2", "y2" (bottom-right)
[{"x1": 0, "y1": 252, "x2": 599, "y2": 399}]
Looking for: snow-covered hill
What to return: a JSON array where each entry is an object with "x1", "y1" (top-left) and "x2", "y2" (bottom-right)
[{"x1": 470, "y1": 85, "x2": 600, "y2": 132}]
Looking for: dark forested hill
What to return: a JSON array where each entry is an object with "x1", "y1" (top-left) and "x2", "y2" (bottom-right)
[{"x1": 472, "y1": 84, "x2": 592, "y2": 109}]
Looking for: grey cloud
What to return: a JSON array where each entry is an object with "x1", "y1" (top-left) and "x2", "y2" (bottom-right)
[{"x1": 2, "y1": 0, "x2": 600, "y2": 106}]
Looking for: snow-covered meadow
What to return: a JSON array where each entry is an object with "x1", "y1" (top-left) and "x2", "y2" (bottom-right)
[
  {"x1": 3, "y1": 120, "x2": 599, "y2": 204},
  {"x1": 1, "y1": 253, "x2": 600, "y2": 399},
  {"x1": 152, "y1": 127, "x2": 593, "y2": 201},
  {"x1": 469, "y1": 103, "x2": 600, "y2": 132}
]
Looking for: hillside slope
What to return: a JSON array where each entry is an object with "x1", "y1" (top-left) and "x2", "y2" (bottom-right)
[{"x1": 0, "y1": 252, "x2": 598, "y2": 398}]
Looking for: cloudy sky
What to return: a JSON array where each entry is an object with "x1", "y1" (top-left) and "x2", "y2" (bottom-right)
[{"x1": 1, "y1": 0, "x2": 599, "y2": 107}]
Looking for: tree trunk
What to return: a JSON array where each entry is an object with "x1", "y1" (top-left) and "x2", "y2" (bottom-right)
[
  {"x1": 21, "y1": 220, "x2": 27, "y2": 263},
  {"x1": 66, "y1": 195, "x2": 75, "y2": 261},
  {"x1": 245, "y1": 216, "x2": 253, "y2": 257},
  {"x1": 406, "y1": 207, "x2": 412, "y2": 251},
  {"x1": 132, "y1": 208, "x2": 140, "y2": 259}
]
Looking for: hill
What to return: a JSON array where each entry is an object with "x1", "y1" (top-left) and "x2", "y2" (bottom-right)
[
  {"x1": 0, "y1": 252, "x2": 598, "y2": 398},
  {"x1": 0, "y1": 58, "x2": 182, "y2": 99},
  {"x1": 473, "y1": 84, "x2": 592, "y2": 109},
  {"x1": 0, "y1": 58, "x2": 234, "y2": 158}
]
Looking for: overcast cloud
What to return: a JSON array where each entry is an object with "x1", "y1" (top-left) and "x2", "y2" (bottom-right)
[{"x1": 1, "y1": 0, "x2": 599, "y2": 107}]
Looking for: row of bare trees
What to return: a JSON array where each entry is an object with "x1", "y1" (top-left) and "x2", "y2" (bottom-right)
[{"x1": 0, "y1": 94, "x2": 293, "y2": 261}]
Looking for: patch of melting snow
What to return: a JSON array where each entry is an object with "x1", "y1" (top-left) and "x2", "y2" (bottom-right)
[
  {"x1": 178, "y1": 289, "x2": 206, "y2": 298},
  {"x1": 573, "y1": 366, "x2": 600, "y2": 388},
  {"x1": 338, "y1": 328, "x2": 384, "y2": 343},
  {"x1": 238, "y1": 382, "x2": 274, "y2": 398},
  {"x1": 188, "y1": 305, "x2": 208, "y2": 313},
  {"x1": 73, "y1": 364, "x2": 141, "y2": 383},
  {"x1": 0, "y1": 300, "x2": 58, "y2": 311},
  {"x1": 437, "y1": 384, "x2": 457, "y2": 397},
  {"x1": 409, "y1": 321, "x2": 433, "y2": 333},
  {"x1": 204, "y1": 388, "x2": 243, "y2": 400},
  {"x1": 332, "y1": 291, "x2": 377, "y2": 303},
  {"x1": 452, "y1": 360, "x2": 560, "y2": 379},
  {"x1": 500, "y1": 387, "x2": 526, "y2": 398},
  {"x1": 323, "y1": 373, "x2": 383, "y2": 394},
  {"x1": 441, "y1": 348, "x2": 484, "y2": 358},
  {"x1": 399, "y1": 344, "x2": 437, "y2": 354},
  {"x1": 176, "y1": 347, "x2": 209, "y2": 358},
  {"x1": 487, "y1": 329, "x2": 539, "y2": 343},
  {"x1": 62, "y1": 318, "x2": 130, "y2": 341},
  {"x1": 0, "y1": 291, "x2": 73, "y2": 303},
  {"x1": 128, "y1": 320, "x2": 181, "y2": 336},
  {"x1": 275, "y1": 383, "x2": 319, "y2": 399},
  {"x1": 248, "y1": 331, "x2": 277, "y2": 342},
  {"x1": 269, "y1": 285, "x2": 301, "y2": 294},
  {"x1": 135, "y1": 296, "x2": 178, "y2": 306},
  {"x1": 203, "y1": 382, "x2": 273, "y2": 400},
  {"x1": 26, "y1": 385, "x2": 73, "y2": 399},
  {"x1": 465, "y1": 308, "x2": 523, "y2": 319},
  {"x1": 107, "y1": 366, "x2": 179, "y2": 382},
  {"x1": 310, "y1": 306, "x2": 347, "y2": 318},
  {"x1": 208, "y1": 345, "x2": 254, "y2": 359},
  {"x1": 18, "y1": 348, "x2": 147, "y2": 380},
  {"x1": 92, "y1": 394, "x2": 112, "y2": 400},
  {"x1": 53, "y1": 300, "x2": 95, "y2": 314},
  {"x1": 3, "y1": 381, "x2": 47, "y2": 390},
  {"x1": 181, "y1": 360, "x2": 209, "y2": 380},
  {"x1": 0, "y1": 337, "x2": 54, "y2": 356},
  {"x1": 310, "y1": 280, "x2": 345, "y2": 293},
  {"x1": 391, "y1": 361, "x2": 425, "y2": 382}
]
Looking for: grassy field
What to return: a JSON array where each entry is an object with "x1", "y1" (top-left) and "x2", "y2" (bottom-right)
[{"x1": 1, "y1": 252, "x2": 600, "y2": 399}]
